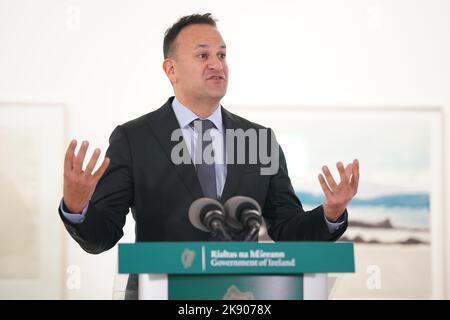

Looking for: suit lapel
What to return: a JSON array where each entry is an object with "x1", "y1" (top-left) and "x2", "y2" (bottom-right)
[
  {"x1": 219, "y1": 107, "x2": 246, "y2": 202},
  {"x1": 146, "y1": 98, "x2": 248, "y2": 202},
  {"x1": 146, "y1": 98, "x2": 204, "y2": 200}
]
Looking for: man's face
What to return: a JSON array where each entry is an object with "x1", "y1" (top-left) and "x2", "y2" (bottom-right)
[{"x1": 168, "y1": 24, "x2": 228, "y2": 103}]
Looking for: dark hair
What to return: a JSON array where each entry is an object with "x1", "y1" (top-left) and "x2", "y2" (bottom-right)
[{"x1": 163, "y1": 13, "x2": 217, "y2": 58}]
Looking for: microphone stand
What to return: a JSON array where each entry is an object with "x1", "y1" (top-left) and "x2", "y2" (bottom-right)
[
  {"x1": 204, "y1": 210, "x2": 233, "y2": 241},
  {"x1": 243, "y1": 219, "x2": 261, "y2": 242},
  {"x1": 242, "y1": 209, "x2": 262, "y2": 242}
]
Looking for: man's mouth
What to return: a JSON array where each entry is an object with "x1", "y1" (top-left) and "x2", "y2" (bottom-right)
[{"x1": 207, "y1": 75, "x2": 225, "y2": 80}]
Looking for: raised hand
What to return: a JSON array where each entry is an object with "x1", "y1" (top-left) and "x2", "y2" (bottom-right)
[
  {"x1": 63, "y1": 140, "x2": 110, "y2": 213},
  {"x1": 318, "y1": 159, "x2": 360, "y2": 222}
]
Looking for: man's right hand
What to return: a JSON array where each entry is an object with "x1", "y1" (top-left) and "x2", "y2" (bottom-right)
[{"x1": 63, "y1": 139, "x2": 110, "y2": 214}]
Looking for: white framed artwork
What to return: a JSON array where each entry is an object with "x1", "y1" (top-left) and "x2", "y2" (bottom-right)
[
  {"x1": 0, "y1": 102, "x2": 66, "y2": 299},
  {"x1": 232, "y1": 105, "x2": 445, "y2": 299}
]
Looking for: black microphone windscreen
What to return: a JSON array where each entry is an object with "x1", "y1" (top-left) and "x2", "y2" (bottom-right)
[
  {"x1": 188, "y1": 198, "x2": 225, "y2": 232},
  {"x1": 223, "y1": 196, "x2": 262, "y2": 231}
]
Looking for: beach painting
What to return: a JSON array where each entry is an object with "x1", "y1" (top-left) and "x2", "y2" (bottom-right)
[{"x1": 235, "y1": 106, "x2": 442, "y2": 299}]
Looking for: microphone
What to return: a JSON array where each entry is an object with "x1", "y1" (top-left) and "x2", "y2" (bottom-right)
[
  {"x1": 188, "y1": 198, "x2": 233, "y2": 241},
  {"x1": 224, "y1": 196, "x2": 262, "y2": 241}
]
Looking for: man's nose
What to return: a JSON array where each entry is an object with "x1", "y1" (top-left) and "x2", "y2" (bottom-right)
[{"x1": 207, "y1": 56, "x2": 223, "y2": 71}]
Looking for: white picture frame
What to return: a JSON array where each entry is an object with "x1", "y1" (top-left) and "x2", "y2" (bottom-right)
[
  {"x1": 231, "y1": 104, "x2": 445, "y2": 299},
  {"x1": 0, "y1": 102, "x2": 66, "y2": 299}
]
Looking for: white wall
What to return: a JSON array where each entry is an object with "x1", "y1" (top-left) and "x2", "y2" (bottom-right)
[{"x1": 0, "y1": 0, "x2": 449, "y2": 299}]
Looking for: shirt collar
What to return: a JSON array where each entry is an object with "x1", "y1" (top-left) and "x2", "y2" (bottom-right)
[{"x1": 171, "y1": 97, "x2": 223, "y2": 133}]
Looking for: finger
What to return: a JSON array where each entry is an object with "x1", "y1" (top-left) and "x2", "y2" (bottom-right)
[
  {"x1": 336, "y1": 162, "x2": 348, "y2": 184},
  {"x1": 322, "y1": 165, "x2": 338, "y2": 190},
  {"x1": 92, "y1": 157, "x2": 110, "y2": 182},
  {"x1": 345, "y1": 163, "x2": 353, "y2": 181},
  {"x1": 84, "y1": 148, "x2": 101, "y2": 176},
  {"x1": 73, "y1": 141, "x2": 89, "y2": 173},
  {"x1": 350, "y1": 159, "x2": 360, "y2": 191},
  {"x1": 64, "y1": 139, "x2": 77, "y2": 173},
  {"x1": 318, "y1": 173, "x2": 333, "y2": 199}
]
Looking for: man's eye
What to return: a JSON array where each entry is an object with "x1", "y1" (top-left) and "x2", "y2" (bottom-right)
[
  {"x1": 198, "y1": 53, "x2": 208, "y2": 59},
  {"x1": 218, "y1": 53, "x2": 226, "y2": 60}
]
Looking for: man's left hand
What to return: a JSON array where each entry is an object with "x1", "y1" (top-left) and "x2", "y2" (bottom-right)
[{"x1": 318, "y1": 159, "x2": 360, "y2": 222}]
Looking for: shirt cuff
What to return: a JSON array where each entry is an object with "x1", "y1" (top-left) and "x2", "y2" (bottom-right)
[
  {"x1": 60, "y1": 198, "x2": 89, "y2": 224},
  {"x1": 324, "y1": 211, "x2": 347, "y2": 234}
]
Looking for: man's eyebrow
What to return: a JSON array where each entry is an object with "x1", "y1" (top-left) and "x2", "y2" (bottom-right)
[{"x1": 194, "y1": 44, "x2": 227, "y2": 49}]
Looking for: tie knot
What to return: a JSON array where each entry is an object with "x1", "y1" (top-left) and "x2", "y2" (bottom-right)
[{"x1": 189, "y1": 119, "x2": 216, "y2": 133}]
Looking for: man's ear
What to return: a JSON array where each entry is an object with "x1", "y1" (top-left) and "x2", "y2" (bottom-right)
[{"x1": 163, "y1": 59, "x2": 176, "y2": 83}]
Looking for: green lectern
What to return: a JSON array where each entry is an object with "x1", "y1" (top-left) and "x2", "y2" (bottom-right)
[{"x1": 118, "y1": 242, "x2": 354, "y2": 300}]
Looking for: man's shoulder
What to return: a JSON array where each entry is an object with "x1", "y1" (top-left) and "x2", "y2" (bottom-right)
[
  {"x1": 222, "y1": 107, "x2": 267, "y2": 130},
  {"x1": 119, "y1": 98, "x2": 172, "y2": 131}
]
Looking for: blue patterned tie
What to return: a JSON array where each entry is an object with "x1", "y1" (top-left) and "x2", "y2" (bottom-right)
[{"x1": 190, "y1": 119, "x2": 217, "y2": 199}]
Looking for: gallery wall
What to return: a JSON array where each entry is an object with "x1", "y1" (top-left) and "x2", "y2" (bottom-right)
[{"x1": 0, "y1": 0, "x2": 449, "y2": 299}]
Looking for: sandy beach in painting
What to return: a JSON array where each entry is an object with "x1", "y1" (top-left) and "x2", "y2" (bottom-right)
[
  {"x1": 329, "y1": 242, "x2": 431, "y2": 299},
  {"x1": 329, "y1": 223, "x2": 431, "y2": 299}
]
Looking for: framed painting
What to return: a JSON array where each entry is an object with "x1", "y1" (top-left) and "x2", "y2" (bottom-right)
[
  {"x1": 235, "y1": 105, "x2": 445, "y2": 299},
  {"x1": 0, "y1": 102, "x2": 66, "y2": 299}
]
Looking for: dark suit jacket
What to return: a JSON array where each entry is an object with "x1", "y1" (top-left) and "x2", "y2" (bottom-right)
[
  {"x1": 60, "y1": 97, "x2": 347, "y2": 298},
  {"x1": 60, "y1": 96, "x2": 347, "y2": 248},
  {"x1": 59, "y1": 97, "x2": 347, "y2": 297}
]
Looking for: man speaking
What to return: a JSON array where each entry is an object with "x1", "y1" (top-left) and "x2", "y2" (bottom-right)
[{"x1": 59, "y1": 13, "x2": 359, "y2": 297}]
